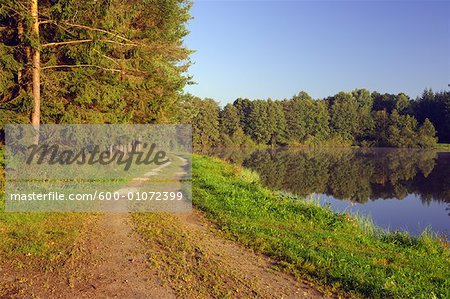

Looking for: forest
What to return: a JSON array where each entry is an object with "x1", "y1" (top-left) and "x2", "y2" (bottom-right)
[
  {"x1": 1, "y1": 1, "x2": 449, "y2": 150},
  {"x1": 0, "y1": 0, "x2": 192, "y2": 126},
  {"x1": 188, "y1": 89, "x2": 450, "y2": 149}
]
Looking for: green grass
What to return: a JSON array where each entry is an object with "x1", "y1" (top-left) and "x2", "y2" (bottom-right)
[
  {"x1": 0, "y1": 145, "x2": 94, "y2": 274},
  {"x1": 192, "y1": 155, "x2": 450, "y2": 298},
  {"x1": 0, "y1": 210, "x2": 92, "y2": 262}
]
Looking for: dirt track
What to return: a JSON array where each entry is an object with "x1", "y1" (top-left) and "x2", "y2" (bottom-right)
[
  {"x1": 0, "y1": 156, "x2": 328, "y2": 298},
  {"x1": 55, "y1": 210, "x2": 324, "y2": 298}
]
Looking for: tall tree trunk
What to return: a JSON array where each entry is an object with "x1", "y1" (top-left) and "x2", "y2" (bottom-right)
[{"x1": 31, "y1": 0, "x2": 41, "y2": 126}]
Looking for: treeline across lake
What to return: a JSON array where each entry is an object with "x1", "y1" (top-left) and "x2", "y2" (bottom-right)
[
  {"x1": 187, "y1": 89, "x2": 450, "y2": 149},
  {"x1": 1, "y1": 2, "x2": 449, "y2": 152}
]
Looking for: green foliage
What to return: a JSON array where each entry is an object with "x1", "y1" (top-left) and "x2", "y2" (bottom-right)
[
  {"x1": 191, "y1": 98, "x2": 220, "y2": 149},
  {"x1": 418, "y1": 118, "x2": 438, "y2": 148},
  {"x1": 371, "y1": 110, "x2": 437, "y2": 148},
  {"x1": 247, "y1": 100, "x2": 271, "y2": 144},
  {"x1": 328, "y1": 89, "x2": 374, "y2": 143},
  {"x1": 412, "y1": 89, "x2": 450, "y2": 143},
  {"x1": 282, "y1": 92, "x2": 308, "y2": 142},
  {"x1": 189, "y1": 88, "x2": 440, "y2": 149},
  {"x1": 219, "y1": 103, "x2": 240, "y2": 136},
  {"x1": 230, "y1": 127, "x2": 246, "y2": 146},
  {"x1": 233, "y1": 98, "x2": 252, "y2": 135},
  {"x1": 329, "y1": 92, "x2": 360, "y2": 142},
  {"x1": 305, "y1": 99, "x2": 330, "y2": 142},
  {"x1": 266, "y1": 99, "x2": 286, "y2": 145},
  {"x1": 0, "y1": 0, "x2": 192, "y2": 126},
  {"x1": 193, "y1": 155, "x2": 450, "y2": 298},
  {"x1": 372, "y1": 110, "x2": 390, "y2": 145},
  {"x1": 282, "y1": 91, "x2": 330, "y2": 144},
  {"x1": 387, "y1": 110, "x2": 419, "y2": 147},
  {"x1": 352, "y1": 89, "x2": 374, "y2": 140},
  {"x1": 372, "y1": 92, "x2": 410, "y2": 114}
]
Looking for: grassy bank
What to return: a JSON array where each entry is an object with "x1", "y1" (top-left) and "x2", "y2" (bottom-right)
[{"x1": 192, "y1": 155, "x2": 450, "y2": 298}]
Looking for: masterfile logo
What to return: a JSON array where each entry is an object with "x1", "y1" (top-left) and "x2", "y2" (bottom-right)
[{"x1": 5, "y1": 124, "x2": 192, "y2": 212}]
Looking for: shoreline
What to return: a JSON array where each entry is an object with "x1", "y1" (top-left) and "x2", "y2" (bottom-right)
[{"x1": 192, "y1": 154, "x2": 450, "y2": 298}]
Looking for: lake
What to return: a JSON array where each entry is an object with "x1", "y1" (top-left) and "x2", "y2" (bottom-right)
[{"x1": 210, "y1": 148, "x2": 450, "y2": 238}]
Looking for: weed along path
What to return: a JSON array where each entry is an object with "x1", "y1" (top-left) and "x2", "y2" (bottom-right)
[{"x1": 1, "y1": 155, "x2": 327, "y2": 298}]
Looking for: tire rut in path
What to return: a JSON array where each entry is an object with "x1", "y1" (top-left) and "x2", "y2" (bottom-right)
[
  {"x1": 47, "y1": 154, "x2": 328, "y2": 298},
  {"x1": 171, "y1": 210, "x2": 328, "y2": 299},
  {"x1": 68, "y1": 212, "x2": 177, "y2": 299}
]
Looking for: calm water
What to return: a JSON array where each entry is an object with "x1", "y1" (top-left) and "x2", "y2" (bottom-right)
[{"x1": 211, "y1": 148, "x2": 450, "y2": 238}]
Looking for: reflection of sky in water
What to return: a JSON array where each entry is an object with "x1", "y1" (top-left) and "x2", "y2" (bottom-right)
[{"x1": 313, "y1": 193, "x2": 449, "y2": 238}]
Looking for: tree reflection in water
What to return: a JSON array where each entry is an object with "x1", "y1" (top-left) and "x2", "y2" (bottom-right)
[{"x1": 211, "y1": 148, "x2": 450, "y2": 210}]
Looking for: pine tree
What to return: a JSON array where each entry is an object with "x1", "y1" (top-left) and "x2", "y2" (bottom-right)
[
  {"x1": 220, "y1": 103, "x2": 240, "y2": 137},
  {"x1": 0, "y1": 0, "x2": 192, "y2": 126},
  {"x1": 191, "y1": 98, "x2": 220, "y2": 149},
  {"x1": 233, "y1": 98, "x2": 252, "y2": 135},
  {"x1": 247, "y1": 100, "x2": 270, "y2": 145},
  {"x1": 418, "y1": 118, "x2": 438, "y2": 148}
]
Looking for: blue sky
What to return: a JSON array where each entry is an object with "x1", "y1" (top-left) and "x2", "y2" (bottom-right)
[{"x1": 183, "y1": 0, "x2": 450, "y2": 105}]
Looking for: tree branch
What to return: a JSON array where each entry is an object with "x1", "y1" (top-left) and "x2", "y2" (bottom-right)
[
  {"x1": 41, "y1": 20, "x2": 79, "y2": 39},
  {"x1": 38, "y1": 20, "x2": 134, "y2": 43},
  {"x1": 93, "y1": 49, "x2": 121, "y2": 67},
  {"x1": 63, "y1": 22, "x2": 134, "y2": 43},
  {"x1": 41, "y1": 64, "x2": 123, "y2": 73},
  {"x1": 41, "y1": 64, "x2": 149, "y2": 75},
  {"x1": 41, "y1": 39, "x2": 94, "y2": 47},
  {"x1": 41, "y1": 39, "x2": 138, "y2": 48}
]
